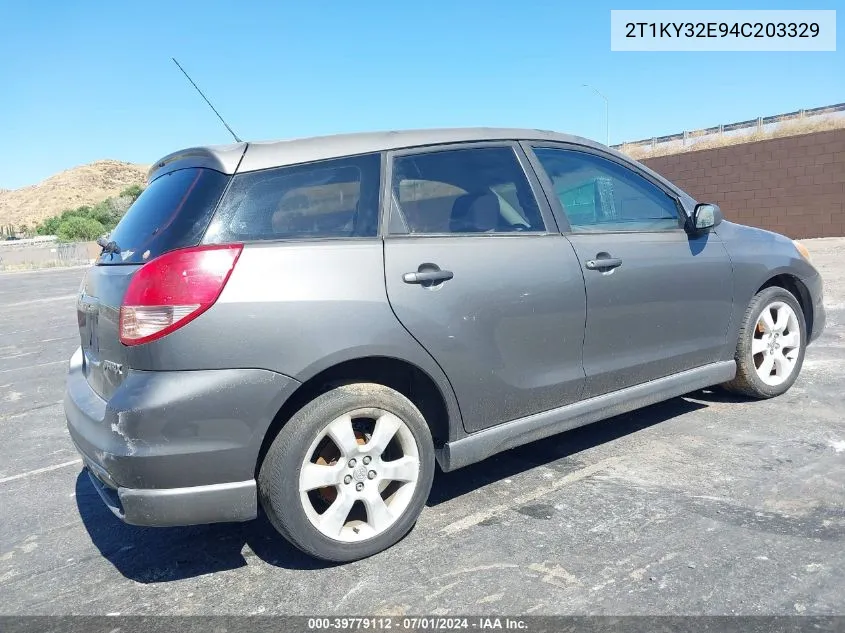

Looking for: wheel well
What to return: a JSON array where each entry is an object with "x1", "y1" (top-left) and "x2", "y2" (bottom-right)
[
  {"x1": 256, "y1": 357, "x2": 451, "y2": 474},
  {"x1": 758, "y1": 274, "x2": 814, "y2": 337}
]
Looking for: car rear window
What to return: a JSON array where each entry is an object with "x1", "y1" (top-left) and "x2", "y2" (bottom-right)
[
  {"x1": 98, "y1": 168, "x2": 230, "y2": 265},
  {"x1": 203, "y1": 153, "x2": 381, "y2": 243}
]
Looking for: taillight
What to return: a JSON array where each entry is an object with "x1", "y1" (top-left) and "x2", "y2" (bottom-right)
[{"x1": 119, "y1": 244, "x2": 242, "y2": 346}]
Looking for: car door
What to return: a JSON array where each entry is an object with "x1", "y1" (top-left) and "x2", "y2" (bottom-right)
[
  {"x1": 526, "y1": 143, "x2": 734, "y2": 399},
  {"x1": 382, "y1": 143, "x2": 587, "y2": 433}
]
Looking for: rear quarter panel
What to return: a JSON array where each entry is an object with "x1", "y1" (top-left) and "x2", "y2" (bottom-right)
[{"x1": 126, "y1": 240, "x2": 464, "y2": 438}]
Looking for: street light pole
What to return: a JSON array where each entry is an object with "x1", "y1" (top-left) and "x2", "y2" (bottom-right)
[{"x1": 582, "y1": 84, "x2": 609, "y2": 146}]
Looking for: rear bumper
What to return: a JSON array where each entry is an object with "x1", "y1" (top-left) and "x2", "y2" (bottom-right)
[
  {"x1": 65, "y1": 347, "x2": 299, "y2": 526},
  {"x1": 83, "y1": 465, "x2": 256, "y2": 527}
]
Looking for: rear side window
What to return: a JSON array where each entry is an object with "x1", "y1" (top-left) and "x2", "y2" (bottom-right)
[
  {"x1": 99, "y1": 168, "x2": 229, "y2": 265},
  {"x1": 391, "y1": 147, "x2": 545, "y2": 234},
  {"x1": 205, "y1": 153, "x2": 381, "y2": 243}
]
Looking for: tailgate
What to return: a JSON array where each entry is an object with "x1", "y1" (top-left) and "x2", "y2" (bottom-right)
[{"x1": 78, "y1": 264, "x2": 141, "y2": 400}]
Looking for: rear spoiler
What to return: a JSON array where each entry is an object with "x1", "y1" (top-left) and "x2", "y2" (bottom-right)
[{"x1": 147, "y1": 143, "x2": 248, "y2": 184}]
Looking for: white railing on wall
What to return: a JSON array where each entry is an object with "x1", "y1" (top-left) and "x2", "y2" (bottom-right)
[{"x1": 613, "y1": 102, "x2": 845, "y2": 153}]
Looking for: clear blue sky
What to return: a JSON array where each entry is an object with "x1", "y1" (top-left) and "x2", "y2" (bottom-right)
[{"x1": 0, "y1": 0, "x2": 842, "y2": 188}]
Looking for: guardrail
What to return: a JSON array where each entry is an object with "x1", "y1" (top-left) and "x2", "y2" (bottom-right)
[
  {"x1": 0, "y1": 236, "x2": 57, "y2": 247},
  {"x1": 0, "y1": 240, "x2": 98, "y2": 271},
  {"x1": 614, "y1": 102, "x2": 845, "y2": 152}
]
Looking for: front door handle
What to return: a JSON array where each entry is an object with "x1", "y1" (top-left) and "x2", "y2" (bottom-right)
[
  {"x1": 585, "y1": 257, "x2": 623, "y2": 271},
  {"x1": 403, "y1": 269, "x2": 454, "y2": 284}
]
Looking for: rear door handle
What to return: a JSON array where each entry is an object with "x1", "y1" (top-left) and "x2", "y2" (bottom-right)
[
  {"x1": 585, "y1": 257, "x2": 623, "y2": 270},
  {"x1": 403, "y1": 269, "x2": 454, "y2": 284}
]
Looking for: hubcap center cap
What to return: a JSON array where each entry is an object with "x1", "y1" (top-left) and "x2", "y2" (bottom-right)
[{"x1": 353, "y1": 464, "x2": 368, "y2": 483}]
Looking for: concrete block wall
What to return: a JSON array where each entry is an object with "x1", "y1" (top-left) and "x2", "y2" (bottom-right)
[{"x1": 640, "y1": 129, "x2": 845, "y2": 239}]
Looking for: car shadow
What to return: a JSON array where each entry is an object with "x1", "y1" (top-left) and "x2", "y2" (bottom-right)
[
  {"x1": 428, "y1": 394, "x2": 709, "y2": 505},
  {"x1": 76, "y1": 392, "x2": 717, "y2": 582},
  {"x1": 686, "y1": 386, "x2": 753, "y2": 404},
  {"x1": 75, "y1": 472, "x2": 338, "y2": 583}
]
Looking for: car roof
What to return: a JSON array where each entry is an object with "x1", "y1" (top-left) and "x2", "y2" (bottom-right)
[
  {"x1": 149, "y1": 127, "x2": 603, "y2": 178},
  {"x1": 241, "y1": 128, "x2": 604, "y2": 173},
  {"x1": 146, "y1": 127, "x2": 695, "y2": 208}
]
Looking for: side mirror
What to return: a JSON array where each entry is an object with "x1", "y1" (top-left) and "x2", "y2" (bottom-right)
[{"x1": 688, "y1": 203, "x2": 722, "y2": 232}]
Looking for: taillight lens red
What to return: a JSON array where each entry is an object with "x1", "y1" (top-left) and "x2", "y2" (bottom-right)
[{"x1": 119, "y1": 244, "x2": 242, "y2": 346}]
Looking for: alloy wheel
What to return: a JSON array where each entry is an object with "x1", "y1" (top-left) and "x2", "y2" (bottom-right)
[
  {"x1": 752, "y1": 301, "x2": 801, "y2": 387},
  {"x1": 299, "y1": 408, "x2": 420, "y2": 542}
]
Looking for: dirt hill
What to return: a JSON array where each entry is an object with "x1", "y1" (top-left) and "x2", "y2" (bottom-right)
[{"x1": 0, "y1": 160, "x2": 149, "y2": 230}]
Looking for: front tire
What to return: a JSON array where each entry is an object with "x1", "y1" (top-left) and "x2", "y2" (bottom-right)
[
  {"x1": 258, "y1": 383, "x2": 435, "y2": 562},
  {"x1": 723, "y1": 286, "x2": 806, "y2": 398}
]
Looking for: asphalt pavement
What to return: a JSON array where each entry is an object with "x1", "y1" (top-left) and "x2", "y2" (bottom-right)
[{"x1": 1, "y1": 240, "x2": 844, "y2": 615}]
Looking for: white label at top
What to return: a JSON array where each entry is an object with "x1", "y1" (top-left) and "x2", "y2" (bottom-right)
[{"x1": 611, "y1": 10, "x2": 836, "y2": 51}]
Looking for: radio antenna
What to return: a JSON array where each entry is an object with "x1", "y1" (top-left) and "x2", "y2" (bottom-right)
[{"x1": 171, "y1": 57, "x2": 242, "y2": 143}]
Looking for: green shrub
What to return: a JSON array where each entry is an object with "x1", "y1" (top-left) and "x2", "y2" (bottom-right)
[
  {"x1": 56, "y1": 216, "x2": 105, "y2": 241},
  {"x1": 37, "y1": 215, "x2": 62, "y2": 235},
  {"x1": 35, "y1": 184, "x2": 145, "y2": 237},
  {"x1": 120, "y1": 184, "x2": 144, "y2": 201},
  {"x1": 87, "y1": 200, "x2": 118, "y2": 226}
]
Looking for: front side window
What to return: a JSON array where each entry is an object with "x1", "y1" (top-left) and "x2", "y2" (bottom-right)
[
  {"x1": 205, "y1": 153, "x2": 381, "y2": 243},
  {"x1": 533, "y1": 148, "x2": 681, "y2": 233},
  {"x1": 392, "y1": 147, "x2": 545, "y2": 234}
]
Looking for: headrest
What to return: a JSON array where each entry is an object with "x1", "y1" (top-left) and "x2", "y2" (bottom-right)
[{"x1": 449, "y1": 192, "x2": 500, "y2": 233}]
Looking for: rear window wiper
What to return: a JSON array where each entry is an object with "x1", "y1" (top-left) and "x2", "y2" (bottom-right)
[{"x1": 96, "y1": 236, "x2": 121, "y2": 256}]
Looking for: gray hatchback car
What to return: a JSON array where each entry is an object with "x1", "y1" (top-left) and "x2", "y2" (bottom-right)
[{"x1": 66, "y1": 128, "x2": 826, "y2": 561}]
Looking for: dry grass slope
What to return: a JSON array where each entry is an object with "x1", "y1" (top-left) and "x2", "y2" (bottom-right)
[{"x1": 0, "y1": 160, "x2": 149, "y2": 229}]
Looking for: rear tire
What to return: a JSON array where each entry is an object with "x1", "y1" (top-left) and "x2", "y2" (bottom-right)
[
  {"x1": 258, "y1": 383, "x2": 435, "y2": 562},
  {"x1": 722, "y1": 286, "x2": 806, "y2": 399}
]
